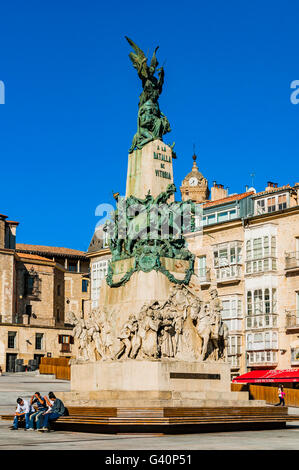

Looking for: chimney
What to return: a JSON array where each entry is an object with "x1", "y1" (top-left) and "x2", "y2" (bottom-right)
[
  {"x1": 5, "y1": 221, "x2": 18, "y2": 249},
  {"x1": 0, "y1": 214, "x2": 7, "y2": 249},
  {"x1": 266, "y1": 181, "x2": 278, "y2": 192},
  {"x1": 210, "y1": 182, "x2": 228, "y2": 201}
]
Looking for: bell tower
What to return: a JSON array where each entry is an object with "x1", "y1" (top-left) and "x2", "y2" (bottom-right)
[{"x1": 180, "y1": 153, "x2": 209, "y2": 203}]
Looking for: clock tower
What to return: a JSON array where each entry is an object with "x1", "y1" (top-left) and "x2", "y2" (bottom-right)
[{"x1": 180, "y1": 153, "x2": 209, "y2": 203}]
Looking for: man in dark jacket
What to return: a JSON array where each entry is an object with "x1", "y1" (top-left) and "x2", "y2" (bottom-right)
[{"x1": 36, "y1": 392, "x2": 66, "y2": 431}]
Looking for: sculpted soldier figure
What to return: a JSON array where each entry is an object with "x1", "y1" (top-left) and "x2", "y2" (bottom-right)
[
  {"x1": 91, "y1": 310, "x2": 113, "y2": 360},
  {"x1": 115, "y1": 314, "x2": 139, "y2": 360},
  {"x1": 174, "y1": 312, "x2": 184, "y2": 355},
  {"x1": 209, "y1": 288, "x2": 222, "y2": 339},
  {"x1": 160, "y1": 312, "x2": 175, "y2": 358},
  {"x1": 141, "y1": 305, "x2": 161, "y2": 359}
]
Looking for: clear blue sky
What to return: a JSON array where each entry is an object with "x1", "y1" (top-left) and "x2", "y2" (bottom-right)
[{"x1": 0, "y1": 0, "x2": 299, "y2": 250}]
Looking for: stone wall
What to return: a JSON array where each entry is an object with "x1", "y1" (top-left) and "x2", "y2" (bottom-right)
[
  {"x1": 0, "y1": 323, "x2": 78, "y2": 371},
  {"x1": 0, "y1": 251, "x2": 15, "y2": 323}
]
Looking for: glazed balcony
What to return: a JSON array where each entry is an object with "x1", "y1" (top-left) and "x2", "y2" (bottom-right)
[
  {"x1": 227, "y1": 346, "x2": 242, "y2": 356},
  {"x1": 246, "y1": 314, "x2": 278, "y2": 330},
  {"x1": 228, "y1": 355, "x2": 241, "y2": 368},
  {"x1": 215, "y1": 264, "x2": 242, "y2": 284},
  {"x1": 247, "y1": 350, "x2": 278, "y2": 366},
  {"x1": 245, "y1": 256, "x2": 277, "y2": 275},
  {"x1": 246, "y1": 342, "x2": 278, "y2": 352}
]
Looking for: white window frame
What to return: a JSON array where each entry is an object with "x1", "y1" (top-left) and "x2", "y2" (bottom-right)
[
  {"x1": 91, "y1": 259, "x2": 109, "y2": 308},
  {"x1": 246, "y1": 331, "x2": 278, "y2": 351},
  {"x1": 197, "y1": 256, "x2": 207, "y2": 278},
  {"x1": 203, "y1": 207, "x2": 238, "y2": 226},
  {"x1": 254, "y1": 192, "x2": 289, "y2": 215}
]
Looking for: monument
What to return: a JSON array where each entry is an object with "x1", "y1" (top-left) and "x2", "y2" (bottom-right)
[{"x1": 65, "y1": 37, "x2": 252, "y2": 410}]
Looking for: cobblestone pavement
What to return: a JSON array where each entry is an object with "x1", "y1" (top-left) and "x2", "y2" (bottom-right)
[
  {"x1": 1, "y1": 420, "x2": 299, "y2": 450},
  {"x1": 1, "y1": 372, "x2": 299, "y2": 450}
]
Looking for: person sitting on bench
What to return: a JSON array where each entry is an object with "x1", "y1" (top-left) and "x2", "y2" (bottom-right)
[
  {"x1": 36, "y1": 392, "x2": 66, "y2": 431},
  {"x1": 11, "y1": 398, "x2": 32, "y2": 430},
  {"x1": 44, "y1": 391, "x2": 55, "y2": 411},
  {"x1": 28, "y1": 392, "x2": 48, "y2": 430}
]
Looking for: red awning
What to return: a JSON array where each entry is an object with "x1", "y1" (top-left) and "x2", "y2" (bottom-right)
[{"x1": 232, "y1": 369, "x2": 299, "y2": 383}]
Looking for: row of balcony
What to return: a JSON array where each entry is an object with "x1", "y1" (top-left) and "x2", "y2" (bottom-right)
[
  {"x1": 246, "y1": 314, "x2": 278, "y2": 329},
  {"x1": 198, "y1": 266, "x2": 242, "y2": 284},
  {"x1": 228, "y1": 350, "x2": 279, "y2": 367},
  {"x1": 236, "y1": 313, "x2": 298, "y2": 330},
  {"x1": 247, "y1": 350, "x2": 278, "y2": 366},
  {"x1": 196, "y1": 251, "x2": 299, "y2": 283}
]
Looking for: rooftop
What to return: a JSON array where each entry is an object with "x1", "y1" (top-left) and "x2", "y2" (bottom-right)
[
  {"x1": 16, "y1": 243, "x2": 87, "y2": 259},
  {"x1": 203, "y1": 191, "x2": 254, "y2": 209},
  {"x1": 253, "y1": 184, "x2": 292, "y2": 198},
  {"x1": 16, "y1": 252, "x2": 53, "y2": 263}
]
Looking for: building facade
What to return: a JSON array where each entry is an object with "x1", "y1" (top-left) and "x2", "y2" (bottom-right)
[
  {"x1": 184, "y1": 169, "x2": 299, "y2": 378},
  {"x1": 86, "y1": 155, "x2": 299, "y2": 379},
  {"x1": 0, "y1": 214, "x2": 89, "y2": 372}
]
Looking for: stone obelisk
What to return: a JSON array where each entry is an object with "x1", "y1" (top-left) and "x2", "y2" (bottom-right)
[
  {"x1": 97, "y1": 138, "x2": 179, "y2": 325},
  {"x1": 126, "y1": 140, "x2": 174, "y2": 200}
]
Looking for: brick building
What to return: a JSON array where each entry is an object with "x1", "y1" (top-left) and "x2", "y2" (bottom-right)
[{"x1": 0, "y1": 214, "x2": 89, "y2": 372}]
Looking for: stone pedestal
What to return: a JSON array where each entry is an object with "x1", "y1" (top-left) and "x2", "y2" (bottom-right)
[
  {"x1": 98, "y1": 270, "x2": 173, "y2": 329},
  {"x1": 71, "y1": 360, "x2": 230, "y2": 392},
  {"x1": 126, "y1": 140, "x2": 174, "y2": 199},
  {"x1": 98, "y1": 271, "x2": 200, "y2": 332},
  {"x1": 61, "y1": 360, "x2": 263, "y2": 408}
]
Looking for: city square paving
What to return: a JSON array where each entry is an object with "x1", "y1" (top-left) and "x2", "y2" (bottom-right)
[{"x1": 1, "y1": 372, "x2": 299, "y2": 450}]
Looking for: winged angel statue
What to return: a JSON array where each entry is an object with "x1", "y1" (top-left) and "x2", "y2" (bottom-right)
[{"x1": 125, "y1": 36, "x2": 171, "y2": 153}]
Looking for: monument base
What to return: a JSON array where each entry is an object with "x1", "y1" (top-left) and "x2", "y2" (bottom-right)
[
  {"x1": 98, "y1": 270, "x2": 174, "y2": 326},
  {"x1": 58, "y1": 361, "x2": 265, "y2": 408}
]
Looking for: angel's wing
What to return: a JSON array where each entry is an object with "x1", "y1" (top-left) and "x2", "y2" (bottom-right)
[
  {"x1": 150, "y1": 46, "x2": 159, "y2": 69},
  {"x1": 125, "y1": 36, "x2": 148, "y2": 77}
]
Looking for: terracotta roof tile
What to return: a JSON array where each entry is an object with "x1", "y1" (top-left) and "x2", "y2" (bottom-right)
[
  {"x1": 16, "y1": 243, "x2": 87, "y2": 258},
  {"x1": 16, "y1": 252, "x2": 53, "y2": 262},
  {"x1": 6, "y1": 220, "x2": 19, "y2": 225},
  {"x1": 253, "y1": 185, "x2": 292, "y2": 197},
  {"x1": 203, "y1": 192, "x2": 254, "y2": 209}
]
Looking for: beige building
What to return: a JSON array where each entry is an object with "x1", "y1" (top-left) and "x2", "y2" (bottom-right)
[
  {"x1": 87, "y1": 154, "x2": 299, "y2": 379},
  {"x1": 0, "y1": 213, "x2": 90, "y2": 372},
  {"x1": 184, "y1": 166, "x2": 299, "y2": 378}
]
